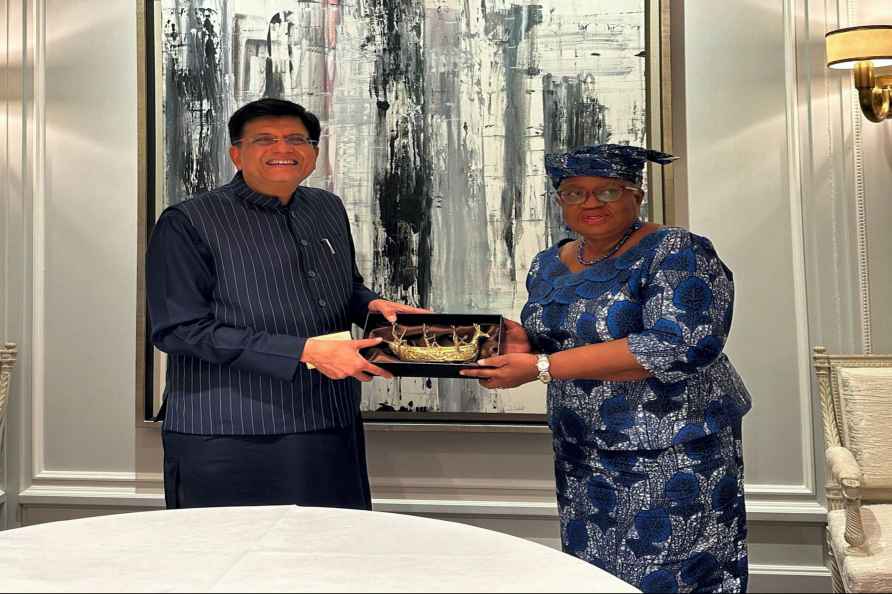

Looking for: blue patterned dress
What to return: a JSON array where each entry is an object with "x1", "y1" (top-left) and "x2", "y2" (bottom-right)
[{"x1": 521, "y1": 227, "x2": 752, "y2": 593}]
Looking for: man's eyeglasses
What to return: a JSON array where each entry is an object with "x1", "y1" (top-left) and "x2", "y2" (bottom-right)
[
  {"x1": 232, "y1": 134, "x2": 318, "y2": 147},
  {"x1": 556, "y1": 185, "x2": 640, "y2": 205}
]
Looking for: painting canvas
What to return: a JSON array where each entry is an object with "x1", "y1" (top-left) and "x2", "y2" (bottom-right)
[{"x1": 146, "y1": 0, "x2": 664, "y2": 422}]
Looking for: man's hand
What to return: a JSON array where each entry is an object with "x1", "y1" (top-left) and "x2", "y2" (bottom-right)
[
  {"x1": 368, "y1": 299, "x2": 430, "y2": 322},
  {"x1": 301, "y1": 337, "x2": 394, "y2": 382},
  {"x1": 459, "y1": 353, "x2": 539, "y2": 389}
]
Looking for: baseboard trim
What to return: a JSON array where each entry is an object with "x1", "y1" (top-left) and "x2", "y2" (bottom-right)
[
  {"x1": 372, "y1": 499, "x2": 557, "y2": 518},
  {"x1": 745, "y1": 498, "x2": 827, "y2": 523},
  {"x1": 18, "y1": 485, "x2": 164, "y2": 508},
  {"x1": 746, "y1": 483, "x2": 815, "y2": 496},
  {"x1": 750, "y1": 564, "x2": 831, "y2": 577},
  {"x1": 748, "y1": 563, "x2": 832, "y2": 593},
  {"x1": 33, "y1": 470, "x2": 164, "y2": 486}
]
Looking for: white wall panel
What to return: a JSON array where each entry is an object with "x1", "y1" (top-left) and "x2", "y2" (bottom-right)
[
  {"x1": 683, "y1": 0, "x2": 813, "y2": 490},
  {"x1": 40, "y1": 0, "x2": 138, "y2": 471}
]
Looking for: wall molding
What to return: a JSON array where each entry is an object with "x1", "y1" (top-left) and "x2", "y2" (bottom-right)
[
  {"x1": 20, "y1": 470, "x2": 163, "y2": 508},
  {"x1": 749, "y1": 563, "x2": 831, "y2": 577},
  {"x1": 18, "y1": 486, "x2": 163, "y2": 508},
  {"x1": 848, "y1": 0, "x2": 873, "y2": 357},
  {"x1": 371, "y1": 477, "x2": 555, "y2": 501},
  {"x1": 28, "y1": 0, "x2": 47, "y2": 484},
  {"x1": 32, "y1": 469, "x2": 163, "y2": 488},
  {"x1": 850, "y1": 43, "x2": 872, "y2": 355},
  {"x1": 374, "y1": 498, "x2": 827, "y2": 523},
  {"x1": 20, "y1": 470, "x2": 827, "y2": 523},
  {"x1": 28, "y1": 471, "x2": 823, "y2": 501},
  {"x1": 373, "y1": 499, "x2": 557, "y2": 518},
  {"x1": 746, "y1": 482, "x2": 814, "y2": 497},
  {"x1": 28, "y1": 471, "x2": 826, "y2": 500},
  {"x1": 749, "y1": 564, "x2": 832, "y2": 594},
  {"x1": 16, "y1": 491, "x2": 828, "y2": 524},
  {"x1": 2, "y1": 0, "x2": 46, "y2": 531},
  {"x1": 364, "y1": 422, "x2": 551, "y2": 434}
]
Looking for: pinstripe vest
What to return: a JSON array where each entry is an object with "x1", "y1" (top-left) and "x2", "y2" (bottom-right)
[{"x1": 160, "y1": 174, "x2": 367, "y2": 435}]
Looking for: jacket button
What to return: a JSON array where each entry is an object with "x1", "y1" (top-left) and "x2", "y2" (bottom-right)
[
  {"x1": 318, "y1": 299, "x2": 327, "y2": 307},
  {"x1": 307, "y1": 270, "x2": 317, "y2": 278},
  {"x1": 300, "y1": 239, "x2": 309, "y2": 247}
]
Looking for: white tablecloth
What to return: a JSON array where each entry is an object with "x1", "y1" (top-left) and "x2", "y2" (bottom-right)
[{"x1": 0, "y1": 506, "x2": 638, "y2": 593}]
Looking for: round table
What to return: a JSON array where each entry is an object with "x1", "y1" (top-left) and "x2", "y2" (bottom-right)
[{"x1": 0, "y1": 506, "x2": 638, "y2": 592}]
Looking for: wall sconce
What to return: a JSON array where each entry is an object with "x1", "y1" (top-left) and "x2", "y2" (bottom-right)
[{"x1": 826, "y1": 25, "x2": 892, "y2": 122}]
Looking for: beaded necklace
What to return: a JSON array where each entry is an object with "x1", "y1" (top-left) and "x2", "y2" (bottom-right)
[{"x1": 575, "y1": 219, "x2": 643, "y2": 266}]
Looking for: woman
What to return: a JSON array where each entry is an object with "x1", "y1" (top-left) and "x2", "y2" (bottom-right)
[{"x1": 461, "y1": 144, "x2": 752, "y2": 593}]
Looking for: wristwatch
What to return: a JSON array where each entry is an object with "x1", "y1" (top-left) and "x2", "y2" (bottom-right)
[{"x1": 536, "y1": 354, "x2": 552, "y2": 384}]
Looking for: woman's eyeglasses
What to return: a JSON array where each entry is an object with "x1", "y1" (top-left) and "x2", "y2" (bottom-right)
[
  {"x1": 556, "y1": 186, "x2": 640, "y2": 205},
  {"x1": 232, "y1": 134, "x2": 318, "y2": 147}
]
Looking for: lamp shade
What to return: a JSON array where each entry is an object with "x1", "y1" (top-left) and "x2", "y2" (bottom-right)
[{"x1": 827, "y1": 25, "x2": 892, "y2": 69}]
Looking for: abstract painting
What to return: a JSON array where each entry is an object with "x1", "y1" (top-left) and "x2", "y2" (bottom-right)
[{"x1": 150, "y1": 0, "x2": 663, "y2": 421}]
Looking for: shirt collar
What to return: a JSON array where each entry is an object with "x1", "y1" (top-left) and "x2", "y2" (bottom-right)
[{"x1": 226, "y1": 171, "x2": 294, "y2": 210}]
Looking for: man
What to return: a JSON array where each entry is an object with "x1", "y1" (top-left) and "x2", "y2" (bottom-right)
[{"x1": 146, "y1": 98, "x2": 424, "y2": 510}]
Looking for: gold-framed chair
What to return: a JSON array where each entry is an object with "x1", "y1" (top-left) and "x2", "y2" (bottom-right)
[{"x1": 814, "y1": 346, "x2": 892, "y2": 592}]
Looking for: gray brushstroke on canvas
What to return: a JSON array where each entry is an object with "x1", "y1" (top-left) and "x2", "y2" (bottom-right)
[
  {"x1": 424, "y1": 3, "x2": 495, "y2": 413},
  {"x1": 263, "y1": 11, "x2": 292, "y2": 98},
  {"x1": 363, "y1": 0, "x2": 434, "y2": 309},
  {"x1": 485, "y1": 4, "x2": 540, "y2": 272},
  {"x1": 162, "y1": 2, "x2": 229, "y2": 206},
  {"x1": 360, "y1": 0, "x2": 437, "y2": 411}
]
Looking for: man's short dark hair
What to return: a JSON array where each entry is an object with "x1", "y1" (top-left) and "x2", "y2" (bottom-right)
[{"x1": 228, "y1": 98, "x2": 321, "y2": 145}]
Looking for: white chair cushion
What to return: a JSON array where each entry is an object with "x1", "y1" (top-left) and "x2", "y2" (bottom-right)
[
  {"x1": 829, "y1": 505, "x2": 892, "y2": 592},
  {"x1": 838, "y1": 367, "x2": 892, "y2": 489}
]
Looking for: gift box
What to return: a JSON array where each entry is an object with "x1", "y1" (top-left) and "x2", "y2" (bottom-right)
[{"x1": 360, "y1": 313, "x2": 505, "y2": 378}]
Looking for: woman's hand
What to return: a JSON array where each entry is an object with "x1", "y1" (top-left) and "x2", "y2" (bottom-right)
[
  {"x1": 502, "y1": 319, "x2": 533, "y2": 354},
  {"x1": 460, "y1": 353, "x2": 539, "y2": 389}
]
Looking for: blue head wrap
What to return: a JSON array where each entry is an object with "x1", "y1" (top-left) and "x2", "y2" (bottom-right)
[{"x1": 545, "y1": 143, "x2": 678, "y2": 188}]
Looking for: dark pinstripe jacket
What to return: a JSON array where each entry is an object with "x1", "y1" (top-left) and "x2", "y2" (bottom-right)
[{"x1": 146, "y1": 173, "x2": 378, "y2": 435}]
